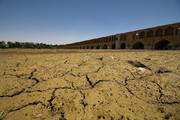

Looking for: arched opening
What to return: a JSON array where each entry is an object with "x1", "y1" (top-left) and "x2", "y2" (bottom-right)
[
  {"x1": 133, "y1": 42, "x2": 144, "y2": 49},
  {"x1": 165, "y1": 27, "x2": 174, "y2": 36},
  {"x1": 147, "y1": 30, "x2": 154, "y2": 38},
  {"x1": 133, "y1": 33, "x2": 139, "y2": 39},
  {"x1": 175, "y1": 27, "x2": 180, "y2": 35},
  {"x1": 91, "y1": 46, "x2": 94, "y2": 49},
  {"x1": 155, "y1": 29, "x2": 163, "y2": 37},
  {"x1": 86, "y1": 46, "x2": 89, "y2": 49},
  {"x1": 111, "y1": 44, "x2": 116, "y2": 49},
  {"x1": 103, "y1": 44, "x2": 108, "y2": 49},
  {"x1": 155, "y1": 40, "x2": 172, "y2": 50},
  {"x1": 121, "y1": 34, "x2": 126, "y2": 40},
  {"x1": 107, "y1": 38, "x2": 110, "y2": 42},
  {"x1": 96, "y1": 45, "x2": 100, "y2": 49},
  {"x1": 139, "y1": 32, "x2": 145, "y2": 39},
  {"x1": 120, "y1": 43, "x2": 126, "y2": 49}
]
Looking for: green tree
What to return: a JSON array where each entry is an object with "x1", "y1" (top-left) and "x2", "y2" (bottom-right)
[
  {"x1": 13, "y1": 42, "x2": 22, "y2": 48},
  {"x1": 7, "y1": 41, "x2": 14, "y2": 48},
  {"x1": 0, "y1": 44, "x2": 6, "y2": 49}
]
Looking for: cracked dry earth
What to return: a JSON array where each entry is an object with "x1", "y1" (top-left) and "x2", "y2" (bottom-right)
[{"x1": 0, "y1": 50, "x2": 180, "y2": 120}]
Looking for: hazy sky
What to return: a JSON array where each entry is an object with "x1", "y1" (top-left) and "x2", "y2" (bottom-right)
[{"x1": 0, "y1": 0, "x2": 180, "y2": 45}]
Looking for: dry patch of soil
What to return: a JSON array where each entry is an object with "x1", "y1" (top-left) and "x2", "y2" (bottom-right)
[{"x1": 0, "y1": 50, "x2": 180, "y2": 120}]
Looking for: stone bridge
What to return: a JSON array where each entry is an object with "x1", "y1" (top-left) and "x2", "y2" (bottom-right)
[{"x1": 58, "y1": 22, "x2": 180, "y2": 50}]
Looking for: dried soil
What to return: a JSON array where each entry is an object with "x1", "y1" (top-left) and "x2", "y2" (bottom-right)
[{"x1": 0, "y1": 49, "x2": 180, "y2": 120}]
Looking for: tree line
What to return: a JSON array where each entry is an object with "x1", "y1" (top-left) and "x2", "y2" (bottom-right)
[{"x1": 0, "y1": 41, "x2": 58, "y2": 49}]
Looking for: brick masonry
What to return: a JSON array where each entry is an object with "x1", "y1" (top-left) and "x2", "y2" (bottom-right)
[{"x1": 58, "y1": 22, "x2": 180, "y2": 50}]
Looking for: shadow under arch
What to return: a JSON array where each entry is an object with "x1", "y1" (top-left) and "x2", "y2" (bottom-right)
[
  {"x1": 120, "y1": 43, "x2": 126, "y2": 49},
  {"x1": 155, "y1": 40, "x2": 172, "y2": 50},
  {"x1": 103, "y1": 44, "x2": 108, "y2": 49},
  {"x1": 133, "y1": 42, "x2": 144, "y2": 49},
  {"x1": 111, "y1": 44, "x2": 116, "y2": 49},
  {"x1": 91, "y1": 46, "x2": 94, "y2": 49},
  {"x1": 96, "y1": 45, "x2": 100, "y2": 49}
]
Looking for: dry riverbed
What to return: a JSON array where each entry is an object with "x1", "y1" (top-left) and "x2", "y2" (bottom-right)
[{"x1": 0, "y1": 49, "x2": 180, "y2": 120}]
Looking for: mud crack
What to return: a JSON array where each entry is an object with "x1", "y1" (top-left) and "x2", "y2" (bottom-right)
[
  {"x1": 48, "y1": 89, "x2": 57, "y2": 112},
  {"x1": 124, "y1": 77, "x2": 180, "y2": 105},
  {"x1": 0, "y1": 88, "x2": 25, "y2": 98},
  {"x1": 79, "y1": 91, "x2": 87, "y2": 113},
  {"x1": 16, "y1": 63, "x2": 20, "y2": 67},
  {"x1": 95, "y1": 62, "x2": 104, "y2": 73},
  {"x1": 85, "y1": 75, "x2": 94, "y2": 88},
  {"x1": 78, "y1": 61, "x2": 85, "y2": 67},
  {"x1": 61, "y1": 69, "x2": 73, "y2": 77},
  {"x1": 59, "y1": 112, "x2": 67, "y2": 120},
  {"x1": 0, "y1": 69, "x2": 40, "y2": 98},
  {"x1": 47, "y1": 87, "x2": 72, "y2": 113},
  {"x1": 151, "y1": 81, "x2": 163, "y2": 100},
  {"x1": 64, "y1": 60, "x2": 68, "y2": 64},
  {"x1": 29, "y1": 69, "x2": 37, "y2": 79},
  {"x1": 9, "y1": 101, "x2": 46, "y2": 112},
  {"x1": 127, "y1": 60, "x2": 151, "y2": 70}
]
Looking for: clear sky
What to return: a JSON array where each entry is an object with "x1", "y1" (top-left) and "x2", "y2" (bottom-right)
[{"x1": 0, "y1": 0, "x2": 180, "y2": 45}]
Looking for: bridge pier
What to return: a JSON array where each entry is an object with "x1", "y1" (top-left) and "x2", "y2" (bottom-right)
[{"x1": 116, "y1": 34, "x2": 120, "y2": 49}]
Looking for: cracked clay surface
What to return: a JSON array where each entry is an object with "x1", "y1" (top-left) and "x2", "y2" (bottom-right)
[{"x1": 0, "y1": 50, "x2": 180, "y2": 120}]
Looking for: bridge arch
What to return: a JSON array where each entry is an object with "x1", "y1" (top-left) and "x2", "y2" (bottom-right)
[
  {"x1": 133, "y1": 42, "x2": 144, "y2": 49},
  {"x1": 139, "y1": 31, "x2": 145, "y2": 39},
  {"x1": 147, "y1": 30, "x2": 154, "y2": 38},
  {"x1": 96, "y1": 45, "x2": 100, "y2": 49},
  {"x1": 111, "y1": 44, "x2": 116, "y2": 49},
  {"x1": 165, "y1": 27, "x2": 174, "y2": 36},
  {"x1": 176, "y1": 26, "x2": 180, "y2": 35},
  {"x1": 90, "y1": 46, "x2": 94, "y2": 49},
  {"x1": 155, "y1": 40, "x2": 172, "y2": 50},
  {"x1": 103, "y1": 44, "x2": 108, "y2": 49},
  {"x1": 120, "y1": 43, "x2": 126, "y2": 49},
  {"x1": 155, "y1": 28, "x2": 163, "y2": 37}
]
